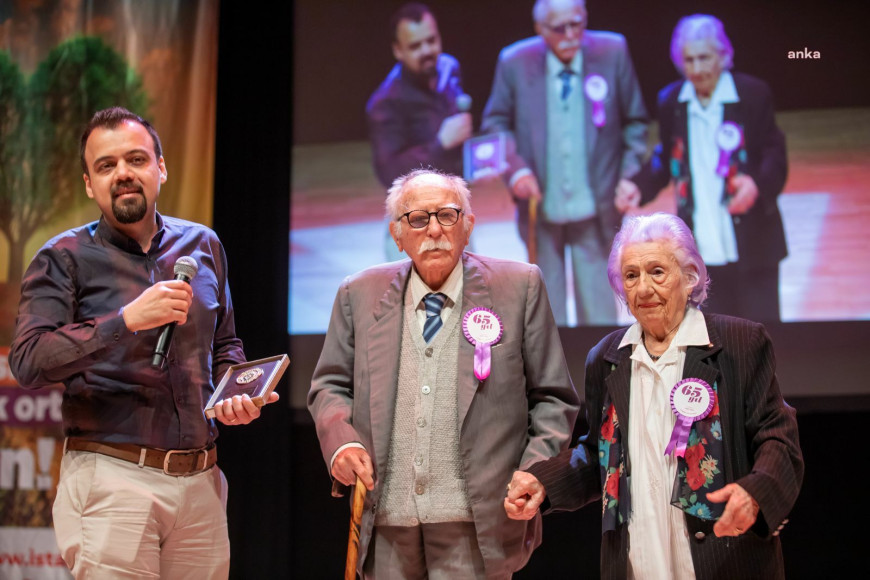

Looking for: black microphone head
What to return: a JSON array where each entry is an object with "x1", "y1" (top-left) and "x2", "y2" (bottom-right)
[
  {"x1": 174, "y1": 256, "x2": 199, "y2": 280},
  {"x1": 456, "y1": 93, "x2": 472, "y2": 112}
]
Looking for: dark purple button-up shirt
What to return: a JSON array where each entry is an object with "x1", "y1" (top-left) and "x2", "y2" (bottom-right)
[{"x1": 10, "y1": 213, "x2": 245, "y2": 450}]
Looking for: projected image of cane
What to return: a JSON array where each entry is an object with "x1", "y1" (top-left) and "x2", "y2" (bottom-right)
[
  {"x1": 527, "y1": 197, "x2": 538, "y2": 264},
  {"x1": 344, "y1": 477, "x2": 367, "y2": 580}
]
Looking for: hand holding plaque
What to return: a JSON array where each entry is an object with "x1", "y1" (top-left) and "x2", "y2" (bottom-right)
[
  {"x1": 463, "y1": 132, "x2": 508, "y2": 183},
  {"x1": 204, "y1": 354, "x2": 289, "y2": 420}
]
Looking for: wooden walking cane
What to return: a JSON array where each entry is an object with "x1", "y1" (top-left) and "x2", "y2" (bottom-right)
[
  {"x1": 344, "y1": 476, "x2": 367, "y2": 580},
  {"x1": 527, "y1": 197, "x2": 538, "y2": 264}
]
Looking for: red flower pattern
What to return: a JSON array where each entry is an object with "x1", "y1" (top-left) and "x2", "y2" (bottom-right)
[
  {"x1": 605, "y1": 471, "x2": 620, "y2": 500},
  {"x1": 686, "y1": 466, "x2": 708, "y2": 490},
  {"x1": 601, "y1": 406, "x2": 615, "y2": 442}
]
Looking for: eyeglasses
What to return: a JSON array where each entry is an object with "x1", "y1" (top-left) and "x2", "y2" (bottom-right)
[
  {"x1": 544, "y1": 18, "x2": 584, "y2": 35},
  {"x1": 399, "y1": 207, "x2": 462, "y2": 229}
]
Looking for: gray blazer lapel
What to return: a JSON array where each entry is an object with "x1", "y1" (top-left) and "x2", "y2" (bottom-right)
[
  {"x1": 526, "y1": 44, "x2": 548, "y2": 177},
  {"x1": 581, "y1": 38, "x2": 600, "y2": 162},
  {"x1": 457, "y1": 254, "x2": 491, "y2": 428},
  {"x1": 367, "y1": 263, "x2": 410, "y2": 472}
]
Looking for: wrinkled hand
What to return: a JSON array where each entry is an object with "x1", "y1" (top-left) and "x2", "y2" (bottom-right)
[
  {"x1": 614, "y1": 178, "x2": 641, "y2": 213},
  {"x1": 727, "y1": 174, "x2": 759, "y2": 215},
  {"x1": 512, "y1": 174, "x2": 542, "y2": 201},
  {"x1": 504, "y1": 470, "x2": 546, "y2": 520},
  {"x1": 213, "y1": 392, "x2": 279, "y2": 426},
  {"x1": 122, "y1": 280, "x2": 193, "y2": 332},
  {"x1": 707, "y1": 483, "x2": 759, "y2": 537},
  {"x1": 437, "y1": 113, "x2": 473, "y2": 149},
  {"x1": 333, "y1": 447, "x2": 375, "y2": 491}
]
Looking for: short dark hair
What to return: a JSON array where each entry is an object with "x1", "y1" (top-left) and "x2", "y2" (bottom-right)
[
  {"x1": 390, "y1": 2, "x2": 434, "y2": 42},
  {"x1": 80, "y1": 107, "x2": 162, "y2": 175}
]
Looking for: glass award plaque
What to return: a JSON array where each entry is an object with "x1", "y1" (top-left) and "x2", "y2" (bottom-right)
[
  {"x1": 463, "y1": 132, "x2": 508, "y2": 183},
  {"x1": 204, "y1": 354, "x2": 289, "y2": 419}
]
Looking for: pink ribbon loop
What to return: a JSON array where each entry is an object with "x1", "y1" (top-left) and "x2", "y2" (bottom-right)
[
  {"x1": 592, "y1": 102, "x2": 606, "y2": 128},
  {"x1": 463, "y1": 307, "x2": 503, "y2": 381},
  {"x1": 664, "y1": 416, "x2": 694, "y2": 457},
  {"x1": 473, "y1": 343, "x2": 492, "y2": 381}
]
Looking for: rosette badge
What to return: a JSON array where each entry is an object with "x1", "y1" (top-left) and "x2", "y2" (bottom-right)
[
  {"x1": 462, "y1": 308, "x2": 503, "y2": 380},
  {"x1": 665, "y1": 378, "x2": 715, "y2": 457}
]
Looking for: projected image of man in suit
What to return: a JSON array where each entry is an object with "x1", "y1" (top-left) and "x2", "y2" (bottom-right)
[{"x1": 481, "y1": 0, "x2": 649, "y2": 326}]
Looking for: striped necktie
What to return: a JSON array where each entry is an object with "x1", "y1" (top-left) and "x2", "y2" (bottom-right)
[
  {"x1": 559, "y1": 68, "x2": 573, "y2": 100},
  {"x1": 422, "y1": 292, "x2": 447, "y2": 343}
]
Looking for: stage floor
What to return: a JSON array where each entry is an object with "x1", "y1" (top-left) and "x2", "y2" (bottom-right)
[{"x1": 290, "y1": 108, "x2": 870, "y2": 334}]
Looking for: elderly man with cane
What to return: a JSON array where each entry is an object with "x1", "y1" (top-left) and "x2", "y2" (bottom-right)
[{"x1": 309, "y1": 168, "x2": 579, "y2": 579}]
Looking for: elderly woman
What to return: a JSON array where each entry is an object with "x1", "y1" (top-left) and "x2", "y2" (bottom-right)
[
  {"x1": 623, "y1": 14, "x2": 788, "y2": 322},
  {"x1": 505, "y1": 213, "x2": 803, "y2": 579}
]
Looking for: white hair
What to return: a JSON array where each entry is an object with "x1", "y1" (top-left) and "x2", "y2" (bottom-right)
[
  {"x1": 670, "y1": 14, "x2": 734, "y2": 74},
  {"x1": 385, "y1": 168, "x2": 473, "y2": 237},
  {"x1": 533, "y1": 0, "x2": 586, "y2": 24}
]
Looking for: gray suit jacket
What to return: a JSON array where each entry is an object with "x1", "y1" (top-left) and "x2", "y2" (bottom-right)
[
  {"x1": 481, "y1": 31, "x2": 648, "y2": 239},
  {"x1": 308, "y1": 253, "x2": 580, "y2": 577}
]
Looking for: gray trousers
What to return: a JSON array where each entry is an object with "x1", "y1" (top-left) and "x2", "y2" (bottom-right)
[
  {"x1": 363, "y1": 521, "x2": 509, "y2": 580},
  {"x1": 534, "y1": 217, "x2": 617, "y2": 326}
]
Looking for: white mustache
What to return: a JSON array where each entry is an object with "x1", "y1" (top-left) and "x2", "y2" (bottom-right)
[
  {"x1": 559, "y1": 39, "x2": 580, "y2": 50},
  {"x1": 419, "y1": 239, "x2": 453, "y2": 252}
]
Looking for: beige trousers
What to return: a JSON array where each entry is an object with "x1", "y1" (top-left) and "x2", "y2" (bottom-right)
[{"x1": 53, "y1": 449, "x2": 230, "y2": 579}]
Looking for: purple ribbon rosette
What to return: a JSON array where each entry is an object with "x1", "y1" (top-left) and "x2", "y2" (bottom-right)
[
  {"x1": 715, "y1": 121, "x2": 743, "y2": 177},
  {"x1": 462, "y1": 307, "x2": 503, "y2": 381},
  {"x1": 664, "y1": 378, "x2": 715, "y2": 457},
  {"x1": 584, "y1": 74, "x2": 608, "y2": 128}
]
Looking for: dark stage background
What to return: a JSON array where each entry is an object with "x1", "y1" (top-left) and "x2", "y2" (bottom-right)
[{"x1": 212, "y1": 1, "x2": 868, "y2": 577}]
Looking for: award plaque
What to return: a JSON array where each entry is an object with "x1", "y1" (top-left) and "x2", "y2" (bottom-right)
[
  {"x1": 463, "y1": 132, "x2": 508, "y2": 183},
  {"x1": 204, "y1": 354, "x2": 290, "y2": 419}
]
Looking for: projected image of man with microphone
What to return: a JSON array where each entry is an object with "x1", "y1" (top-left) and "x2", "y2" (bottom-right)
[
  {"x1": 367, "y1": 2, "x2": 474, "y2": 261},
  {"x1": 9, "y1": 106, "x2": 278, "y2": 579}
]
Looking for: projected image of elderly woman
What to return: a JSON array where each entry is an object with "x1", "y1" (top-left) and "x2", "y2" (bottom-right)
[
  {"x1": 623, "y1": 14, "x2": 789, "y2": 322},
  {"x1": 505, "y1": 213, "x2": 803, "y2": 579}
]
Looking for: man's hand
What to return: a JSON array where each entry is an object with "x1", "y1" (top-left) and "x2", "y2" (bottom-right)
[
  {"x1": 707, "y1": 483, "x2": 759, "y2": 537},
  {"x1": 512, "y1": 174, "x2": 542, "y2": 201},
  {"x1": 727, "y1": 174, "x2": 759, "y2": 215},
  {"x1": 213, "y1": 392, "x2": 280, "y2": 426},
  {"x1": 122, "y1": 280, "x2": 193, "y2": 332},
  {"x1": 333, "y1": 447, "x2": 375, "y2": 491},
  {"x1": 437, "y1": 113, "x2": 472, "y2": 149},
  {"x1": 504, "y1": 470, "x2": 546, "y2": 521},
  {"x1": 615, "y1": 178, "x2": 641, "y2": 214}
]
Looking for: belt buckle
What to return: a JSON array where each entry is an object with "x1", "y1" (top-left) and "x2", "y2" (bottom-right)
[{"x1": 163, "y1": 448, "x2": 208, "y2": 476}]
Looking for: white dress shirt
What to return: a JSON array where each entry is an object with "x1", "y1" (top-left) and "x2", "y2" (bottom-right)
[
  {"x1": 620, "y1": 306, "x2": 710, "y2": 579},
  {"x1": 678, "y1": 71, "x2": 740, "y2": 266}
]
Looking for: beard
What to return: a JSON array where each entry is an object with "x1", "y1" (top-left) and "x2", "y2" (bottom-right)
[
  {"x1": 419, "y1": 55, "x2": 438, "y2": 76},
  {"x1": 111, "y1": 182, "x2": 147, "y2": 224}
]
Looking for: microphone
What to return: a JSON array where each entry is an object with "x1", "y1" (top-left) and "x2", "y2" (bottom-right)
[
  {"x1": 151, "y1": 256, "x2": 199, "y2": 369},
  {"x1": 455, "y1": 92, "x2": 472, "y2": 113}
]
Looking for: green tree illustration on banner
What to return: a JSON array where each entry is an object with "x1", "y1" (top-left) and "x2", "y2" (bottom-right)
[{"x1": 0, "y1": 36, "x2": 148, "y2": 287}]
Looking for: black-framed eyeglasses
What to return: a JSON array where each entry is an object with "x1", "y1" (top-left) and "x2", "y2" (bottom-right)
[
  {"x1": 398, "y1": 207, "x2": 462, "y2": 229},
  {"x1": 544, "y1": 18, "x2": 584, "y2": 35}
]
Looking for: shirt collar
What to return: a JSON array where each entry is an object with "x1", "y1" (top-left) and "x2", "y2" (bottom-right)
[
  {"x1": 547, "y1": 49, "x2": 582, "y2": 78},
  {"x1": 94, "y1": 212, "x2": 166, "y2": 255},
  {"x1": 619, "y1": 305, "x2": 710, "y2": 351},
  {"x1": 409, "y1": 257, "x2": 464, "y2": 309},
  {"x1": 678, "y1": 70, "x2": 739, "y2": 107}
]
